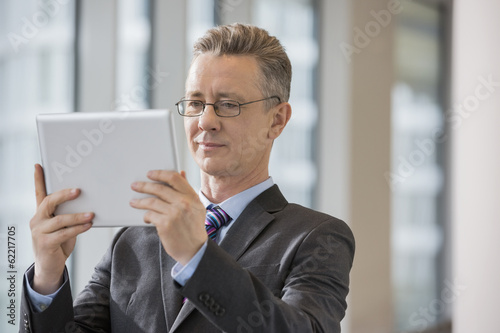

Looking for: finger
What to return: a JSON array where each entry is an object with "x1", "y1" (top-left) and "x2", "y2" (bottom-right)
[
  {"x1": 142, "y1": 210, "x2": 172, "y2": 228},
  {"x1": 147, "y1": 170, "x2": 194, "y2": 194},
  {"x1": 38, "y1": 188, "x2": 81, "y2": 219},
  {"x1": 180, "y1": 170, "x2": 186, "y2": 179},
  {"x1": 142, "y1": 210, "x2": 161, "y2": 226},
  {"x1": 131, "y1": 181, "x2": 176, "y2": 203},
  {"x1": 47, "y1": 220, "x2": 93, "y2": 244},
  {"x1": 34, "y1": 164, "x2": 47, "y2": 208},
  {"x1": 130, "y1": 196, "x2": 170, "y2": 215},
  {"x1": 43, "y1": 212, "x2": 94, "y2": 233}
]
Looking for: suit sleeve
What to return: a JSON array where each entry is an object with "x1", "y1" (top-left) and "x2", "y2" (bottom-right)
[
  {"x1": 20, "y1": 265, "x2": 75, "y2": 333},
  {"x1": 18, "y1": 229, "x2": 125, "y2": 333},
  {"x1": 178, "y1": 217, "x2": 355, "y2": 333}
]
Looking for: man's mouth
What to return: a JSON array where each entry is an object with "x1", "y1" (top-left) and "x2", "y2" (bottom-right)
[{"x1": 197, "y1": 141, "x2": 225, "y2": 151}]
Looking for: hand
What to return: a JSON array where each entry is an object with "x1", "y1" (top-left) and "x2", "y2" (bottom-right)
[
  {"x1": 30, "y1": 164, "x2": 94, "y2": 295},
  {"x1": 129, "y1": 170, "x2": 207, "y2": 265}
]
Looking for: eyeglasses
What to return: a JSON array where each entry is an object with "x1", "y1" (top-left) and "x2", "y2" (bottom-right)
[{"x1": 175, "y1": 96, "x2": 281, "y2": 117}]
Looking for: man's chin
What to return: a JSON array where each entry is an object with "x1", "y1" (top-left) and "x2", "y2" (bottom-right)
[{"x1": 200, "y1": 161, "x2": 240, "y2": 178}]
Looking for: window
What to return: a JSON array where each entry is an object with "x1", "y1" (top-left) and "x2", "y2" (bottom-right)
[
  {"x1": 391, "y1": 1, "x2": 450, "y2": 331},
  {"x1": 0, "y1": 1, "x2": 75, "y2": 331},
  {"x1": 115, "y1": 0, "x2": 153, "y2": 111},
  {"x1": 253, "y1": 0, "x2": 319, "y2": 208}
]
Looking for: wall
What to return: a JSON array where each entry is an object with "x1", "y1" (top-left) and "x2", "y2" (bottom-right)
[
  {"x1": 348, "y1": 1, "x2": 394, "y2": 331},
  {"x1": 452, "y1": 0, "x2": 500, "y2": 331},
  {"x1": 318, "y1": 0, "x2": 395, "y2": 331}
]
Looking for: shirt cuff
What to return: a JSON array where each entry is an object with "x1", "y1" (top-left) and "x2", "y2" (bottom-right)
[
  {"x1": 171, "y1": 241, "x2": 208, "y2": 286},
  {"x1": 24, "y1": 266, "x2": 67, "y2": 313}
]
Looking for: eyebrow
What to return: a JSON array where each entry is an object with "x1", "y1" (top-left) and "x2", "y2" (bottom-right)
[
  {"x1": 186, "y1": 91, "x2": 203, "y2": 99},
  {"x1": 185, "y1": 91, "x2": 246, "y2": 101}
]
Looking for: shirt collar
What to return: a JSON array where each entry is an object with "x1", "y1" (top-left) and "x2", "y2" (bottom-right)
[{"x1": 199, "y1": 177, "x2": 274, "y2": 222}]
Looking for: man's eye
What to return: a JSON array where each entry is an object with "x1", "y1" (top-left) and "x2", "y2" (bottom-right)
[
  {"x1": 187, "y1": 101, "x2": 203, "y2": 108},
  {"x1": 219, "y1": 101, "x2": 239, "y2": 109}
]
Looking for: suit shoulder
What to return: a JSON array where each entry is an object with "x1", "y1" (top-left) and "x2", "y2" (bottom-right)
[
  {"x1": 278, "y1": 203, "x2": 354, "y2": 239},
  {"x1": 257, "y1": 185, "x2": 349, "y2": 232},
  {"x1": 107, "y1": 226, "x2": 159, "y2": 257},
  {"x1": 281, "y1": 203, "x2": 346, "y2": 225},
  {"x1": 114, "y1": 226, "x2": 158, "y2": 243}
]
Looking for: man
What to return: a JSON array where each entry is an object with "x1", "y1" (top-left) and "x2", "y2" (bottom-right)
[{"x1": 21, "y1": 23, "x2": 355, "y2": 332}]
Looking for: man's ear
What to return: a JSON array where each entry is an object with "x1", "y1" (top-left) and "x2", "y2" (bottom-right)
[{"x1": 268, "y1": 102, "x2": 292, "y2": 140}]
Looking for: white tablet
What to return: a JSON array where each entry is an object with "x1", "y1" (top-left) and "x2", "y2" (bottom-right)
[{"x1": 36, "y1": 110, "x2": 179, "y2": 227}]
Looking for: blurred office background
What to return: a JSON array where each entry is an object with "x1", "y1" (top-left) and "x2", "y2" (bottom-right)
[{"x1": 1, "y1": 1, "x2": 499, "y2": 332}]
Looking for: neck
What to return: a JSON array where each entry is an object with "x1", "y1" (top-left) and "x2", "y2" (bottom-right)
[{"x1": 200, "y1": 170, "x2": 269, "y2": 203}]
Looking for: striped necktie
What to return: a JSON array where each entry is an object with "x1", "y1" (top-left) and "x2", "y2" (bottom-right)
[{"x1": 205, "y1": 204, "x2": 231, "y2": 241}]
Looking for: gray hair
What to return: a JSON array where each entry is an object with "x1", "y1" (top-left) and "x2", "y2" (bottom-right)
[{"x1": 192, "y1": 23, "x2": 292, "y2": 108}]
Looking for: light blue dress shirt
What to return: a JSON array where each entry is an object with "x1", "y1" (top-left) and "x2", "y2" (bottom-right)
[{"x1": 26, "y1": 177, "x2": 274, "y2": 311}]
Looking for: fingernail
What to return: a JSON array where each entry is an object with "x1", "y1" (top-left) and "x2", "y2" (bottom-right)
[
  {"x1": 130, "y1": 199, "x2": 138, "y2": 205},
  {"x1": 84, "y1": 213, "x2": 93, "y2": 219},
  {"x1": 147, "y1": 171, "x2": 153, "y2": 177},
  {"x1": 71, "y1": 188, "x2": 78, "y2": 195}
]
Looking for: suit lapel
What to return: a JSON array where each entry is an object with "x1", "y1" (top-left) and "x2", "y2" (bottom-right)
[
  {"x1": 167, "y1": 185, "x2": 288, "y2": 332},
  {"x1": 159, "y1": 241, "x2": 184, "y2": 331},
  {"x1": 169, "y1": 298, "x2": 196, "y2": 332},
  {"x1": 219, "y1": 205, "x2": 274, "y2": 260},
  {"x1": 220, "y1": 184, "x2": 287, "y2": 257}
]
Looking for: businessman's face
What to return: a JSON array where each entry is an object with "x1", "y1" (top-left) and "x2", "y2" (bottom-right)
[{"x1": 184, "y1": 54, "x2": 276, "y2": 180}]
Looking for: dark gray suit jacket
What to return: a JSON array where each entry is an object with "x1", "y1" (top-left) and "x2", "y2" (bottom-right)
[{"x1": 20, "y1": 185, "x2": 355, "y2": 332}]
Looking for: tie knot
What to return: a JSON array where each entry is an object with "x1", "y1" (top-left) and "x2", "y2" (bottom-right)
[{"x1": 205, "y1": 205, "x2": 231, "y2": 241}]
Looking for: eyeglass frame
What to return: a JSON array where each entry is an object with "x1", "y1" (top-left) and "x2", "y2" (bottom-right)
[{"x1": 175, "y1": 95, "x2": 281, "y2": 117}]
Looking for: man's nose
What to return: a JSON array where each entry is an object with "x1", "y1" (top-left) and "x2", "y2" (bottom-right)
[{"x1": 198, "y1": 104, "x2": 220, "y2": 131}]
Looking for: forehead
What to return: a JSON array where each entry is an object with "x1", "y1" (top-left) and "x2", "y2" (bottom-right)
[{"x1": 185, "y1": 54, "x2": 262, "y2": 98}]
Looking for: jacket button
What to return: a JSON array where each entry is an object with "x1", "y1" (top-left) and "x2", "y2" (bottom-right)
[
  {"x1": 210, "y1": 302, "x2": 219, "y2": 313},
  {"x1": 198, "y1": 292, "x2": 210, "y2": 302},
  {"x1": 204, "y1": 297, "x2": 215, "y2": 307},
  {"x1": 215, "y1": 307, "x2": 226, "y2": 317}
]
